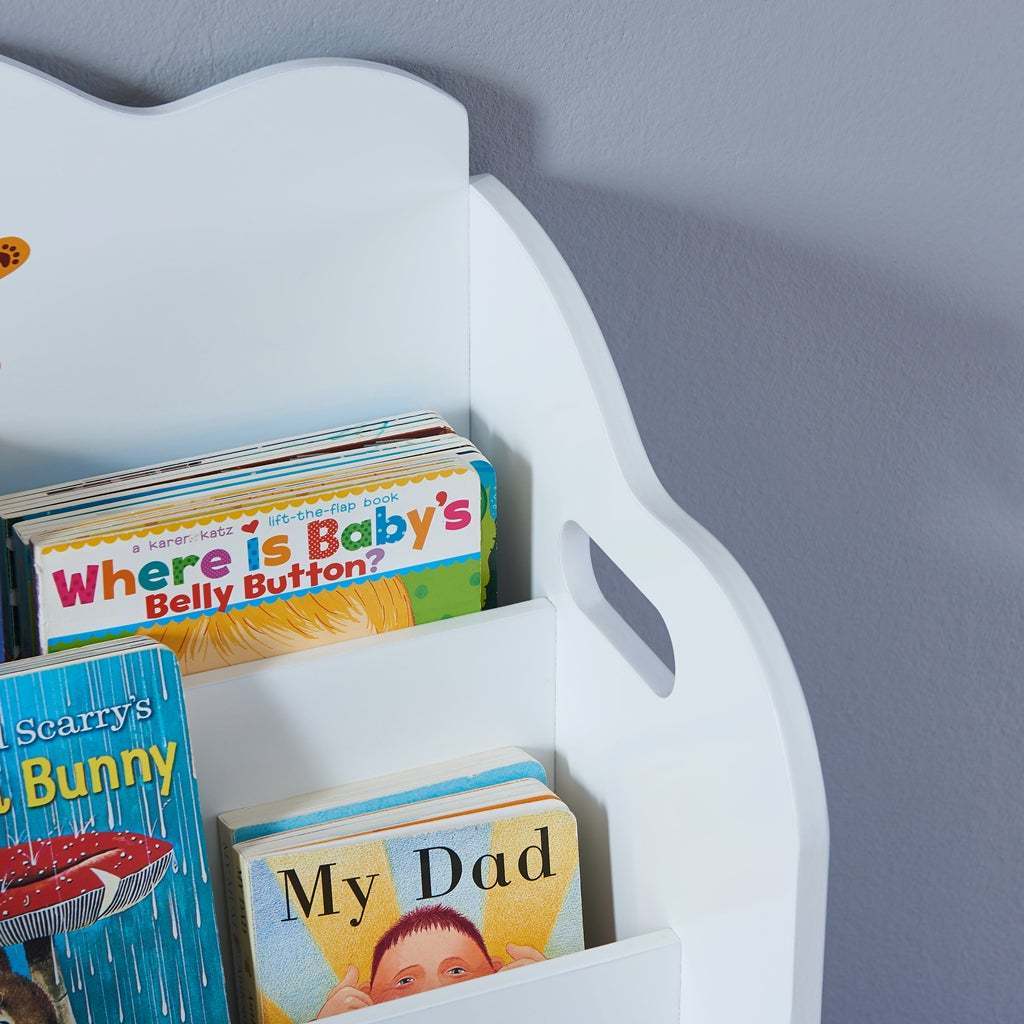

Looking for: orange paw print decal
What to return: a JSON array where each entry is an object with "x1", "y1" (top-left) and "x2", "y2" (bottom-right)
[{"x1": 0, "y1": 237, "x2": 29, "y2": 279}]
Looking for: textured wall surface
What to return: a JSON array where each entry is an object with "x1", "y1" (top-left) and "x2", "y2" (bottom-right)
[{"x1": 3, "y1": 4, "x2": 1022, "y2": 1020}]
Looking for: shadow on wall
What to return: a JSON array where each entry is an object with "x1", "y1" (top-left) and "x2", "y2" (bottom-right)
[
  {"x1": 396, "y1": 61, "x2": 1024, "y2": 1023},
  {"x1": 1, "y1": 444, "x2": 119, "y2": 494},
  {"x1": 0, "y1": 43, "x2": 166, "y2": 103}
]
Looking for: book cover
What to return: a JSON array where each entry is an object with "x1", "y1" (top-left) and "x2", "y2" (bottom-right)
[
  {"x1": 0, "y1": 642, "x2": 229, "y2": 1023},
  {"x1": 8, "y1": 436, "x2": 466, "y2": 664},
  {"x1": 240, "y1": 806, "x2": 582, "y2": 1022},
  {"x1": 0, "y1": 411, "x2": 453, "y2": 662},
  {"x1": 217, "y1": 750, "x2": 546, "y2": 1018},
  {"x1": 30, "y1": 464, "x2": 496, "y2": 674}
]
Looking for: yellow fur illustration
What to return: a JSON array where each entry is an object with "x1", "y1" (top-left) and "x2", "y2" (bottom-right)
[{"x1": 142, "y1": 578, "x2": 414, "y2": 674}]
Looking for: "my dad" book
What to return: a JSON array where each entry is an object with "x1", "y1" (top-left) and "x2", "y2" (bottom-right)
[{"x1": 227, "y1": 770, "x2": 582, "y2": 1022}]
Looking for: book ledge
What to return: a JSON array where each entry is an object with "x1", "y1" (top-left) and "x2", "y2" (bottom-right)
[{"x1": 0, "y1": 56, "x2": 828, "y2": 1024}]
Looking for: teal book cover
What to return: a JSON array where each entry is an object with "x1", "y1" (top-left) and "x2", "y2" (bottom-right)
[{"x1": 0, "y1": 641, "x2": 228, "y2": 1024}]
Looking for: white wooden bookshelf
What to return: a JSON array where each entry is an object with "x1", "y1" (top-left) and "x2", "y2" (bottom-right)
[{"x1": 0, "y1": 56, "x2": 828, "y2": 1024}]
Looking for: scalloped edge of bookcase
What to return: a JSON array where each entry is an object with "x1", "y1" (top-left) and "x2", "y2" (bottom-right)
[{"x1": 468, "y1": 174, "x2": 829, "y2": 1024}]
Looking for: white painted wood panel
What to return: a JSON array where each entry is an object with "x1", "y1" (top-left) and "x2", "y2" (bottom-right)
[
  {"x1": 186, "y1": 599, "x2": 556, "y2": 870},
  {"x1": 0, "y1": 58, "x2": 470, "y2": 489},
  {"x1": 323, "y1": 931, "x2": 681, "y2": 1024},
  {"x1": 186, "y1": 599, "x2": 556, "y2": 1016}
]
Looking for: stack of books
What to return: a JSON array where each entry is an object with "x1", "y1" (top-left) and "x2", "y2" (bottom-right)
[
  {"x1": 0, "y1": 411, "x2": 583, "y2": 1024},
  {"x1": 1, "y1": 413, "x2": 496, "y2": 673},
  {"x1": 219, "y1": 749, "x2": 583, "y2": 1022}
]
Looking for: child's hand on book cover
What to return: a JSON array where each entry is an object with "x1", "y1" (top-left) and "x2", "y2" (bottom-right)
[
  {"x1": 497, "y1": 944, "x2": 547, "y2": 971},
  {"x1": 315, "y1": 966, "x2": 372, "y2": 1016}
]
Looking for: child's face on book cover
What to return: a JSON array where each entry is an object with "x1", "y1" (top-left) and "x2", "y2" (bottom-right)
[{"x1": 370, "y1": 926, "x2": 500, "y2": 1002}]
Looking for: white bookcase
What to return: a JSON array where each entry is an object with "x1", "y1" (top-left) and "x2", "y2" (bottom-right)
[{"x1": 0, "y1": 56, "x2": 828, "y2": 1024}]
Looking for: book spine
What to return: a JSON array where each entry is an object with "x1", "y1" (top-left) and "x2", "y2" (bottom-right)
[
  {"x1": 472, "y1": 458, "x2": 498, "y2": 610},
  {"x1": 0, "y1": 520, "x2": 20, "y2": 661},
  {"x1": 218, "y1": 822, "x2": 249, "y2": 1022},
  {"x1": 234, "y1": 853, "x2": 262, "y2": 1024},
  {"x1": 22, "y1": 541, "x2": 42, "y2": 656},
  {"x1": 0, "y1": 520, "x2": 8, "y2": 661}
]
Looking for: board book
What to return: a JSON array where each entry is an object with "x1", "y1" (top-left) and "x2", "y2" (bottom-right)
[
  {"x1": 224, "y1": 764, "x2": 581, "y2": 1023},
  {"x1": 0, "y1": 638, "x2": 228, "y2": 1023},
  {"x1": 3, "y1": 414, "x2": 497, "y2": 673},
  {"x1": 0, "y1": 412, "x2": 453, "y2": 662},
  {"x1": 217, "y1": 748, "x2": 549, "y2": 1018}
]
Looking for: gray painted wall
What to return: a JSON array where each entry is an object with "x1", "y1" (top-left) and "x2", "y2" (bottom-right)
[{"x1": 4, "y1": 4, "x2": 1021, "y2": 1020}]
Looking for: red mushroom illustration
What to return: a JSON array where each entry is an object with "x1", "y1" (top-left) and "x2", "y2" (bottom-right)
[{"x1": 0, "y1": 831, "x2": 173, "y2": 1024}]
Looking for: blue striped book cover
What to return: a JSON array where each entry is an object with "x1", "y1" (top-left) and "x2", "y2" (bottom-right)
[{"x1": 0, "y1": 641, "x2": 228, "y2": 1023}]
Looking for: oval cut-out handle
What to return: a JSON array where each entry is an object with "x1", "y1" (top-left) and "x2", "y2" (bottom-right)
[{"x1": 561, "y1": 520, "x2": 676, "y2": 698}]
